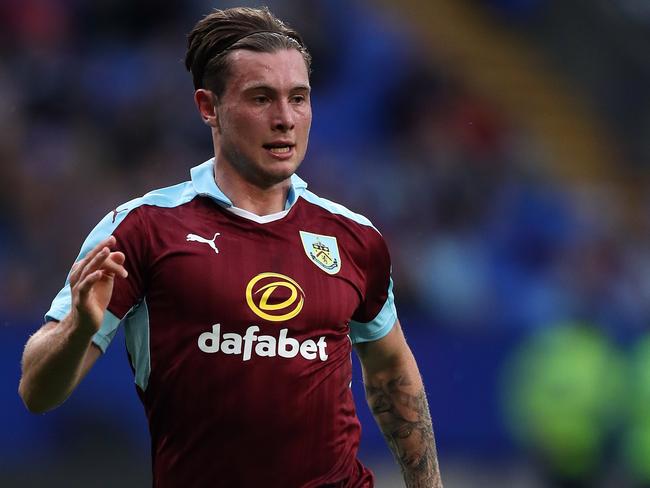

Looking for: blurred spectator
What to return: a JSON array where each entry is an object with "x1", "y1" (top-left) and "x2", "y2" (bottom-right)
[
  {"x1": 623, "y1": 335, "x2": 650, "y2": 487},
  {"x1": 501, "y1": 322, "x2": 626, "y2": 487}
]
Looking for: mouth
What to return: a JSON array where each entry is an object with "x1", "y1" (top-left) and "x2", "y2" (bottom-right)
[{"x1": 263, "y1": 143, "x2": 295, "y2": 159}]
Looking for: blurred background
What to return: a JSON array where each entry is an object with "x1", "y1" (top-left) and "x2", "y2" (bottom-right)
[{"x1": 1, "y1": 0, "x2": 649, "y2": 486}]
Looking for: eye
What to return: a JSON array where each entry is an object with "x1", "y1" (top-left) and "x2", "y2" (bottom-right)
[
  {"x1": 253, "y1": 95, "x2": 270, "y2": 104},
  {"x1": 290, "y1": 95, "x2": 306, "y2": 105}
]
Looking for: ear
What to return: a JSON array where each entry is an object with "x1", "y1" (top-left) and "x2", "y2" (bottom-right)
[{"x1": 194, "y1": 89, "x2": 219, "y2": 128}]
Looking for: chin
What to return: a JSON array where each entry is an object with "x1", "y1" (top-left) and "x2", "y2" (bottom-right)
[
  {"x1": 264, "y1": 169, "x2": 297, "y2": 187},
  {"x1": 244, "y1": 167, "x2": 291, "y2": 189},
  {"x1": 260, "y1": 160, "x2": 300, "y2": 183}
]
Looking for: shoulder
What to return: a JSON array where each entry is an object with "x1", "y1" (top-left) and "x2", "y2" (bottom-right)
[
  {"x1": 299, "y1": 190, "x2": 378, "y2": 233},
  {"x1": 121, "y1": 181, "x2": 197, "y2": 216},
  {"x1": 297, "y1": 189, "x2": 390, "y2": 265},
  {"x1": 99, "y1": 181, "x2": 197, "y2": 228},
  {"x1": 81, "y1": 180, "x2": 198, "y2": 246}
]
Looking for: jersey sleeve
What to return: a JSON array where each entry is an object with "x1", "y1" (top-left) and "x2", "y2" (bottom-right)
[
  {"x1": 45, "y1": 205, "x2": 149, "y2": 353},
  {"x1": 349, "y1": 229, "x2": 397, "y2": 344}
]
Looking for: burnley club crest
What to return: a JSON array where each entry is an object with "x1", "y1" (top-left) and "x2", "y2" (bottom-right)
[{"x1": 299, "y1": 231, "x2": 341, "y2": 275}]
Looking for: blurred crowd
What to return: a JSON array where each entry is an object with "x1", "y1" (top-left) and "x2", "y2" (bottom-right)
[
  {"x1": 1, "y1": 0, "x2": 648, "y2": 333},
  {"x1": 1, "y1": 0, "x2": 649, "y2": 486}
]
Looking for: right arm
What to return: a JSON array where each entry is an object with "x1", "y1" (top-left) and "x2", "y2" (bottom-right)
[{"x1": 18, "y1": 236, "x2": 128, "y2": 413}]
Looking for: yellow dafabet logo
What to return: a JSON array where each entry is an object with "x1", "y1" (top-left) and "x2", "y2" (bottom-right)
[{"x1": 246, "y1": 272, "x2": 305, "y2": 322}]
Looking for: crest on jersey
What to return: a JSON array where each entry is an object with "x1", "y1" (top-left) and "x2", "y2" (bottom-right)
[{"x1": 299, "y1": 231, "x2": 341, "y2": 275}]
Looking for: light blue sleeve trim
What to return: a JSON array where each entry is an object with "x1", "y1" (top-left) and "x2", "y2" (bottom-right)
[
  {"x1": 44, "y1": 204, "x2": 136, "y2": 324},
  {"x1": 44, "y1": 285, "x2": 72, "y2": 323},
  {"x1": 44, "y1": 180, "x2": 197, "y2": 349},
  {"x1": 93, "y1": 303, "x2": 151, "y2": 391},
  {"x1": 349, "y1": 278, "x2": 398, "y2": 344},
  {"x1": 300, "y1": 190, "x2": 377, "y2": 230},
  {"x1": 91, "y1": 310, "x2": 122, "y2": 353},
  {"x1": 124, "y1": 299, "x2": 151, "y2": 391}
]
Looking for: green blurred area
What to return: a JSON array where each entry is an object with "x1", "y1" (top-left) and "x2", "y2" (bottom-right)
[{"x1": 503, "y1": 323, "x2": 650, "y2": 485}]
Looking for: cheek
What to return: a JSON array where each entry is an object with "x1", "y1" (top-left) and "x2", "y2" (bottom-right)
[
  {"x1": 220, "y1": 106, "x2": 260, "y2": 136},
  {"x1": 298, "y1": 110, "x2": 312, "y2": 134}
]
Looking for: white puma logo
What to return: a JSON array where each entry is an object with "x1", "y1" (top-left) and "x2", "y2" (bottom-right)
[{"x1": 186, "y1": 232, "x2": 221, "y2": 254}]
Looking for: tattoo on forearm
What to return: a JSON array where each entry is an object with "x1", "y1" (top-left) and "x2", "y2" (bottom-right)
[{"x1": 365, "y1": 375, "x2": 442, "y2": 487}]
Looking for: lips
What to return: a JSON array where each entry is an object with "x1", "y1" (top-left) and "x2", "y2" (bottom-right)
[{"x1": 263, "y1": 142, "x2": 295, "y2": 159}]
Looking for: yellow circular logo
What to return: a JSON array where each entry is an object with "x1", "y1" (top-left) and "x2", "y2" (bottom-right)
[{"x1": 246, "y1": 272, "x2": 305, "y2": 322}]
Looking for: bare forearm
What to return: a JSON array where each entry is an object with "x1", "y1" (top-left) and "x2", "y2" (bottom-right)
[
  {"x1": 20, "y1": 236, "x2": 125, "y2": 413},
  {"x1": 364, "y1": 367, "x2": 442, "y2": 488},
  {"x1": 19, "y1": 315, "x2": 95, "y2": 413}
]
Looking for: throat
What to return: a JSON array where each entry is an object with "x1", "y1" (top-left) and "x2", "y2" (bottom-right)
[
  {"x1": 232, "y1": 194, "x2": 287, "y2": 216},
  {"x1": 214, "y1": 160, "x2": 291, "y2": 216}
]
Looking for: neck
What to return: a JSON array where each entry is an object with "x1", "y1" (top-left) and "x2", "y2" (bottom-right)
[{"x1": 213, "y1": 159, "x2": 291, "y2": 216}]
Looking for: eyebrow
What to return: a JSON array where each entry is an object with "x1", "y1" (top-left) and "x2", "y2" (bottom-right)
[{"x1": 242, "y1": 83, "x2": 311, "y2": 93}]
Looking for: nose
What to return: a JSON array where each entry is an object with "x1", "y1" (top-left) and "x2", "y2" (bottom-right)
[{"x1": 272, "y1": 100, "x2": 295, "y2": 132}]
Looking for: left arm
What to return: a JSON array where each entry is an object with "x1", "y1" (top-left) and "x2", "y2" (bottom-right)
[{"x1": 355, "y1": 320, "x2": 442, "y2": 488}]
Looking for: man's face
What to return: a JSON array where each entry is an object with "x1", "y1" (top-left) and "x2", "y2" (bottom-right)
[{"x1": 214, "y1": 48, "x2": 312, "y2": 188}]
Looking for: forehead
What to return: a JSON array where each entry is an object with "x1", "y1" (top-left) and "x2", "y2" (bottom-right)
[{"x1": 225, "y1": 49, "x2": 310, "y2": 93}]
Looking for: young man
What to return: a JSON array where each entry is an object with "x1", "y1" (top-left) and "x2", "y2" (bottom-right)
[{"x1": 19, "y1": 7, "x2": 442, "y2": 488}]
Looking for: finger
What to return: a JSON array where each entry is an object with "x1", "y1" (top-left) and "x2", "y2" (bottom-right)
[
  {"x1": 109, "y1": 251, "x2": 126, "y2": 266},
  {"x1": 101, "y1": 253, "x2": 128, "y2": 279},
  {"x1": 84, "y1": 252, "x2": 128, "y2": 280},
  {"x1": 75, "y1": 251, "x2": 128, "y2": 290},
  {"x1": 76, "y1": 269, "x2": 108, "y2": 300},
  {"x1": 69, "y1": 261, "x2": 82, "y2": 282},
  {"x1": 108, "y1": 252, "x2": 128, "y2": 278},
  {"x1": 76, "y1": 242, "x2": 126, "y2": 284},
  {"x1": 70, "y1": 236, "x2": 117, "y2": 284},
  {"x1": 80, "y1": 237, "x2": 117, "y2": 269},
  {"x1": 77, "y1": 247, "x2": 111, "y2": 285}
]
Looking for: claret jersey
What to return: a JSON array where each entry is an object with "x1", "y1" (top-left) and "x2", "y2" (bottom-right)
[{"x1": 46, "y1": 159, "x2": 397, "y2": 488}]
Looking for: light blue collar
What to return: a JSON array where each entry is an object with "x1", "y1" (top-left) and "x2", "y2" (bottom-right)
[{"x1": 190, "y1": 158, "x2": 308, "y2": 210}]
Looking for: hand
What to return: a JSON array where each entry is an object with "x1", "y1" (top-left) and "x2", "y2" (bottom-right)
[{"x1": 68, "y1": 236, "x2": 128, "y2": 335}]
